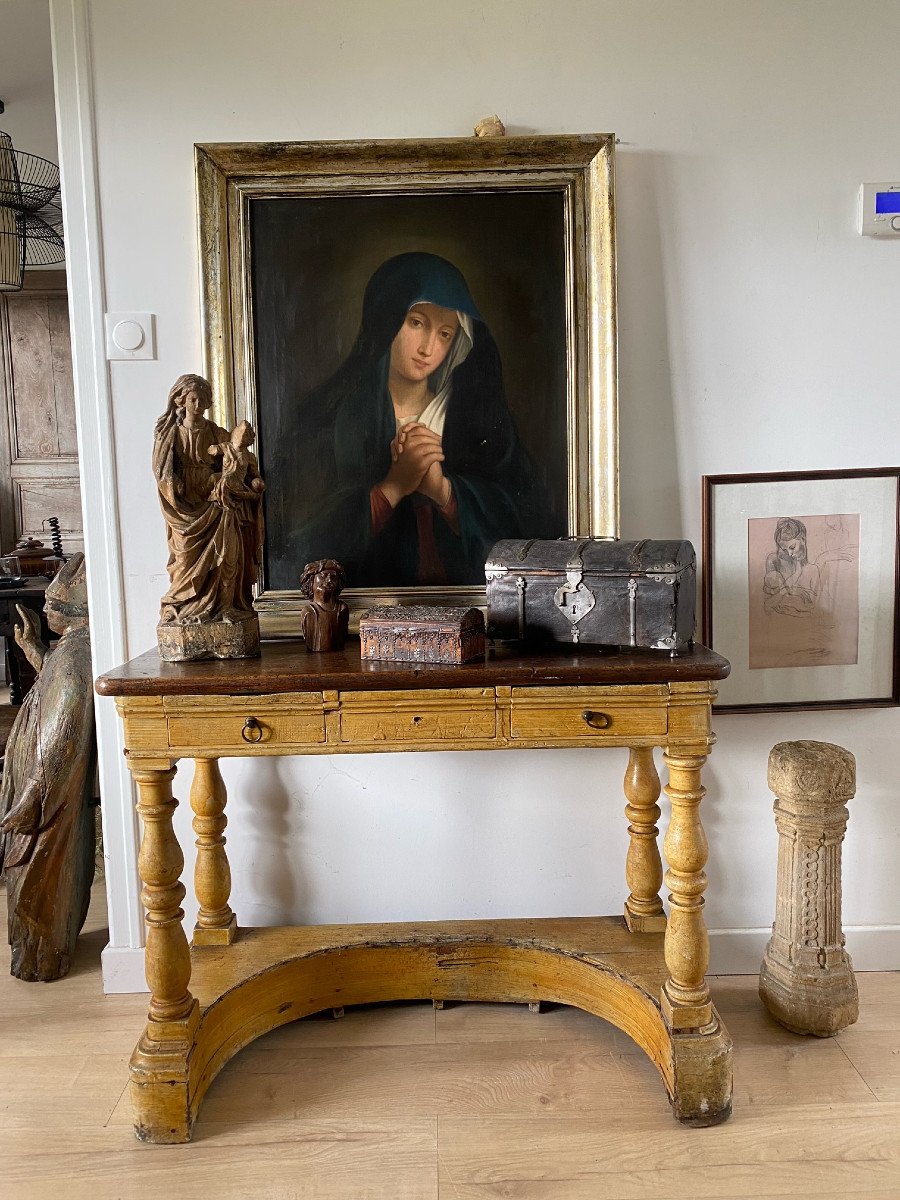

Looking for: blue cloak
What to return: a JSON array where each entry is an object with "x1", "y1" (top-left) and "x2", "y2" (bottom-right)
[{"x1": 274, "y1": 252, "x2": 550, "y2": 588}]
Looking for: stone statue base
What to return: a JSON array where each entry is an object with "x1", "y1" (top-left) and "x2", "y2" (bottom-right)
[
  {"x1": 760, "y1": 953, "x2": 858, "y2": 1038},
  {"x1": 157, "y1": 614, "x2": 260, "y2": 662}
]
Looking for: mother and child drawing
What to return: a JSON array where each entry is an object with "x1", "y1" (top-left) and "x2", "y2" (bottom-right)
[
  {"x1": 253, "y1": 192, "x2": 569, "y2": 591},
  {"x1": 748, "y1": 514, "x2": 859, "y2": 669}
]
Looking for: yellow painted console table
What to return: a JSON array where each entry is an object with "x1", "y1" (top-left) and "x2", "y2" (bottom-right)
[{"x1": 96, "y1": 641, "x2": 733, "y2": 1142}]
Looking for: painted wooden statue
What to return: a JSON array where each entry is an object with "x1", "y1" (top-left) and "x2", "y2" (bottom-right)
[
  {"x1": 153, "y1": 374, "x2": 266, "y2": 661},
  {"x1": 0, "y1": 553, "x2": 96, "y2": 982}
]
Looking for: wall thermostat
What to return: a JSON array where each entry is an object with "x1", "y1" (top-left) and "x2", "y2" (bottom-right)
[{"x1": 857, "y1": 183, "x2": 900, "y2": 236}]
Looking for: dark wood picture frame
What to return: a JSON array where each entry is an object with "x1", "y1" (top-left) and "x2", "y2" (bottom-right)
[{"x1": 702, "y1": 468, "x2": 900, "y2": 713}]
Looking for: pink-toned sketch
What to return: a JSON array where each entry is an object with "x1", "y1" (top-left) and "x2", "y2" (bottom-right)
[{"x1": 748, "y1": 514, "x2": 859, "y2": 669}]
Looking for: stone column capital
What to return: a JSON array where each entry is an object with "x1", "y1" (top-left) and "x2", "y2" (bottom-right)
[{"x1": 768, "y1": 740, "x2": 855, "y2": 805}]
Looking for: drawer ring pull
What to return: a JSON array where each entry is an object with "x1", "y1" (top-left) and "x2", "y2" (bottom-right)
[
  {"x1": 241, "y1": 717, "x2": 264, "y2": 743},
  {"x1": 581, "y1": 710, "x2": 612, "y2": 730}
]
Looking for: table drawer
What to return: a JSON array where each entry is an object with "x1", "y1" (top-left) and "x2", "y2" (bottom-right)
[
  {"x1": 339, "y1": 688, "x2": 496, "y2": 745},
  {"x1": 164, "y1": 693, "x2": 325, "y2": 750},
  {"x1": 509, "y1": 686, "x2": 668, "y2": 742}
]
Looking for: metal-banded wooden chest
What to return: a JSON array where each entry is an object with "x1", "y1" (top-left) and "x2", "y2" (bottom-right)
[{"x1": 485, "y1": 538, "x2": 696, "y2": 652}]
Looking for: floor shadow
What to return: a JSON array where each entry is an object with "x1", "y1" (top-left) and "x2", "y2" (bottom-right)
[
  {"x1": 67, "y1": 923, "x2": 109, "y2": 978},
  {"x1": 232, "y1": 756, "x2": 310, "y2": 925}
]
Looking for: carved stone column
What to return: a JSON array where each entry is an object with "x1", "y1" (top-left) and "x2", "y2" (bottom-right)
[{"x1": 760, "y1": 740, "x2": 858, "y2": 1036}]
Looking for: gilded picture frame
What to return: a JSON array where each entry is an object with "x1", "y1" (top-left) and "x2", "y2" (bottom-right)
[{"x1": 195, "y1": 135, "x2": 619, "y2": 635}]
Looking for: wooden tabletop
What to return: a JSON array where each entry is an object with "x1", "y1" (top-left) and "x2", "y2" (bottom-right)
[
  {"x1": 96, "y1": 640, "x2": 730, "y2": 697},
  {"x1": 0, "y1": 576, "x2": 51, "y2": 599}
]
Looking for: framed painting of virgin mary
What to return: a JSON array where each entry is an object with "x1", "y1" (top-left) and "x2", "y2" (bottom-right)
[{"x1": 195, "y1": 134, "x2": 618, "y2": 633}]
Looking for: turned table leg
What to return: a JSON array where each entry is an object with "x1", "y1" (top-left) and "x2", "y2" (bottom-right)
[
  {"x1": 660, "y1": 749, "x2": 713, "y2": 1030},
  {"x1": 623, "y1": 747, "x2": 666, "y2": 932},
  {"x1": 134, "y1": 765, "x2": 196, "y2": 1027},
  {"x1": 130, "y1": 763, "x2": 199, "y2": 1143},
  {"x1": 190, "y1": 758, "x2": 237, "y2": 946}
]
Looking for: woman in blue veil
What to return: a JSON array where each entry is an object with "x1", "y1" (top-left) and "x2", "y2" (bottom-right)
[{"x1": 276, "y1": 252, "x2": 548, "y2": 587}]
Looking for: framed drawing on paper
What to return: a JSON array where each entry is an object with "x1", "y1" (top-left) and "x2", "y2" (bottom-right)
[
  {"x1": 195, "y1": 135, "x2": 618, "y2": 633},
  {"x1": 702, "y1": 469, "x2": 900, "y2": 712}
]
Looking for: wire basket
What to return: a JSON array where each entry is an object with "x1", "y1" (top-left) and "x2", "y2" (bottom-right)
[
  {"x1": 0, "y1": 206, "x2": 26, "y2": 291},
  {"x1": 23, "y1": 206, "x2": 64, "y2": 267},
  {"x1": 0, "y1": 132, "x2": 64, "y2": 288},
  {"x1": 0, "y1": 131, "x2": 61, "y2": 213}
]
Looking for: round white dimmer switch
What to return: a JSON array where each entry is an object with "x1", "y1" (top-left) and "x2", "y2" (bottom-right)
[
  {"x1": 104, "y1": 312, "x2": 156, "y2": 360},
  {"x1": 112, "y1": 319, "x2": 145, "y2": 352}
]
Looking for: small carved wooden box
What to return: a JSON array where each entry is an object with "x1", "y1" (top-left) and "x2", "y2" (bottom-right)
[{"x1": 359, "y1": 606, "x2": 486, "y2": 664}]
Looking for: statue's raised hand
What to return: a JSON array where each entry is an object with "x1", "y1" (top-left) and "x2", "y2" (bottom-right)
[{"x1": 14, "y1": 604, "x2": 46, "y2": 673}]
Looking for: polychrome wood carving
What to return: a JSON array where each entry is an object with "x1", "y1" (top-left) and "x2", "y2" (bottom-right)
[
  {"x1": 153, "y1": 374, "x2": 265, "y2": 661},
  {"x1": 0, "y1": 554, "x2": 95, "y2": 981}
]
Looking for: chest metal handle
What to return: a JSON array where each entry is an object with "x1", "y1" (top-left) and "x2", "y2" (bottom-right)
[
  {"x1": 581, "y1": 710, "x2": 612, "y2": 730},
  {"x1": 241, "y1": 717, "x2": 264, "y2": 743}
]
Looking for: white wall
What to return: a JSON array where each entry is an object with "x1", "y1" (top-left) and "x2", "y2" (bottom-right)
[
  {"x1": 1, "y1": 0, "x2": 62, "y2": 282},
  {"x1": 53, "y1": 0, "x2": 900, "y2": 988},
  {"x1": 1, "y1": 0, "x2": 57, "y2": 163}
]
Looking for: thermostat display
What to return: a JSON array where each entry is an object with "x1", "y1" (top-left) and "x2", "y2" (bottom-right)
[{"x1": 858, "y1": 183, "x2": 900, "y2": 236}]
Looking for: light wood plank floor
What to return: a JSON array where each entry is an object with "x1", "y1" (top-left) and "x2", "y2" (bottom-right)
[{"x1": 1, "y1": 886, "x2": 898, "y2": 1200}]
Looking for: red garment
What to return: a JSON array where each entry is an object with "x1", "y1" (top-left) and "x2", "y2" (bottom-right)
[
  {"x1": 369, "y1": 485, "x2": 460, "y2": 583},
  {"x1": 370, "y1": 485, "x2": 393, "y2": 536},
  {"x1": 439, "y1": 488, "x2": 459, "y2": 533}
]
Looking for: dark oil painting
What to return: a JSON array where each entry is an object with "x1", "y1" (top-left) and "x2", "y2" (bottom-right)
[{"x1": 251, "y1": 190, "x2": 569, "y2": 591}]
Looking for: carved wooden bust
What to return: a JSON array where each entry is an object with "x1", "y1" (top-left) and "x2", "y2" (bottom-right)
[{"x1": 299, "y1": 559, "x2": 349, "y2": 653}]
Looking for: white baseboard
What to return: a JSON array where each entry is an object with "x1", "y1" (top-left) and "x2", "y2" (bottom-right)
[
  {"x1": 709, "y1": 925, "x2": 900, "y2": 974},
  {"x1": 102, "y1": 925, "x2": 900, "y2": 994},
  {"x1": 101, "y1": 945, "x2": 148, "y2": 994}
]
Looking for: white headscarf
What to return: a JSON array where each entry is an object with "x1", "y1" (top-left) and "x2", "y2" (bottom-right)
[{"x1": 395, "y1": 310, "x2": 474, "y2": 439}]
